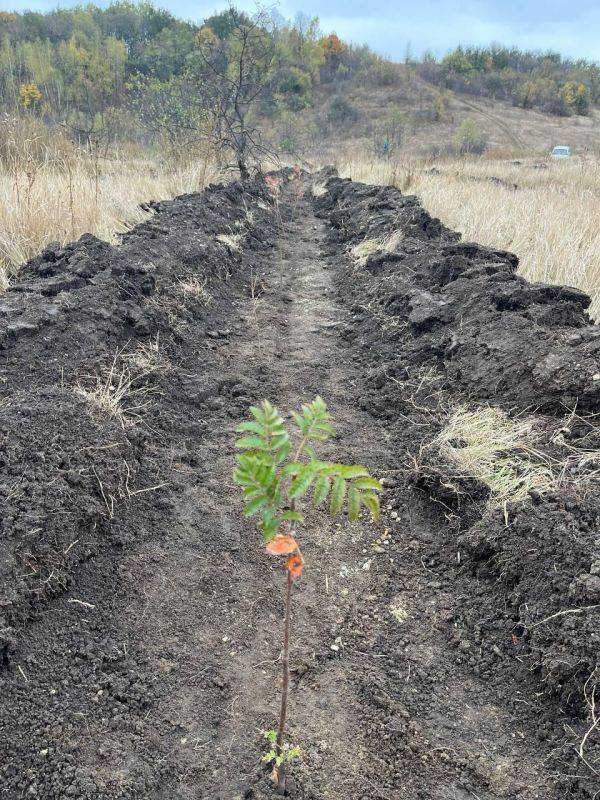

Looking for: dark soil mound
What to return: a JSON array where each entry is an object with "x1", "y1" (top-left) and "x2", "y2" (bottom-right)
[
  {"x1": 315, "y1": 175, "x2": 600, "y2": 411},
  {"x1": 0, "y1": 178, "x2": 276, "y2": 643},
  {"x1": 314, "y1": 169, "x2": 600, "y2": 796}
]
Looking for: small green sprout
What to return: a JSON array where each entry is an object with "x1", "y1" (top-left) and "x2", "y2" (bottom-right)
[{"x1": 262, "y1": 730, "x2": 301, "y2": 769}]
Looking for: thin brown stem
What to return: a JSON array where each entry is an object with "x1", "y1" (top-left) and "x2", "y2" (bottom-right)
[
  {"x1": 293, "y1": 436, "x2": 308, "y2": 463},
  {"x1": 275, "y1": 568, "x2": 293, "y2": 794}
]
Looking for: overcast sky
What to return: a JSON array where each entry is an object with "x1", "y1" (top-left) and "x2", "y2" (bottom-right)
[{"x1": 1, "y1": 0, "x2": 599, "y2": 62}]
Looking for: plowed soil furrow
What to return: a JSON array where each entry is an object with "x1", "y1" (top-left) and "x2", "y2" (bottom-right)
[{"x1": 0, "y1": 172, "x2": 598, "y2": 799}]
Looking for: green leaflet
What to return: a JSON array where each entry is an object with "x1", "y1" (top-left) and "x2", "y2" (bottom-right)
[
  {"x1": 312, "y1": 474, "x2": 330, "y2": 507},
  {"x1": 262, "y1": 750, "x2": 277, "y2": 764},
  {"x1": 289, "y1": 465, "x2": 316, "y2": 498},
  {"x1": 242, "y1": 486, "x2": 268, "y2": 499},
  {"x1": 273, "y1": 439, "x2": 291, "y2": 465},
  {"x1": 335, "y1": 464, "x2": 369, "y2": 479},
  {"x1": 361, "y1": 491, "x2": 380, "y2": 522},
  {"x1": 243, "y1": 494, "x2": 268, "y2": 517},
  {"x1": 235, "y1": 420, "x2": 264, "y2": 435},
  {"x1": 330, "y1": 476, "x2": 346, "y2": 515},
  {"x1": 347, "y1": 485, "x2": 361, "y2": 521},
  {"x1": 259, "y1": 506, "x2": 279, "y2": 541},
  {"x1": 280, "y1": 510, "x2": 304, "y2": 523},
  {"x1": 352, "y1": 476, "x2": 383, "y2": 491},
  {"x1": 280, "y1": 461, "x2": 304, "y2": 477},
  {"x1": 235, "y1": 435, "x2": 268, "y2": 450}
]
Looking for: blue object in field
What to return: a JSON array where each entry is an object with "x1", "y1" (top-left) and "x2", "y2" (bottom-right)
[{"x1": 551, "y1": 145, "x2": 570, "y2": 158}]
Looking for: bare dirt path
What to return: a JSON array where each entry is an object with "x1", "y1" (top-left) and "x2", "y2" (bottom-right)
[{"x1": 0, "y1": 174, "x2": 592, "y2": 799}]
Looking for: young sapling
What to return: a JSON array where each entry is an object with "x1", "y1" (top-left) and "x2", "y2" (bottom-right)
[{"x1": 233, "y1": 396, "x2": 381, "y2": 793}]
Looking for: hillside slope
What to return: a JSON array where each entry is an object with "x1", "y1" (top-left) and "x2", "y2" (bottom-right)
[{"x1": 275, "y1": 70, "x2": 600, "y2": 160}]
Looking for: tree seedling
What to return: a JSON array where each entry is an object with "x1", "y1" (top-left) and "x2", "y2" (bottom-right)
[
  {"x1": 261, "y1": 729, "x2": 301, "y2": 772},
  {"x1": 233, "y1": 397, "x2": 381, "y2": 793}
]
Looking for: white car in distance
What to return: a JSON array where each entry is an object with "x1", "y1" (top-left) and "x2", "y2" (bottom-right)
[{"x1": 551, "y1": 145, "x2": 571, "y2": 159}]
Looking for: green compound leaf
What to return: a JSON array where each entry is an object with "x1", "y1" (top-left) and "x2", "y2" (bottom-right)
[{"x1": 234, "y1": 397, "x2": 381, "y2": 548}]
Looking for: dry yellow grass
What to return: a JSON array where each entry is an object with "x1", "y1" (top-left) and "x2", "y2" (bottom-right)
[
  {"x1": 349, "y1": 229, "x2": 404, "y2": 267},
  {"x1": 0, "y1": 156, "x2": 215, "y2": 289},
  {"x1": 434, "y1": 405, "x2": 554, "y2": 507},
  {"x1": 337, "y1": 155, "x2": 600, "y2": 319}
]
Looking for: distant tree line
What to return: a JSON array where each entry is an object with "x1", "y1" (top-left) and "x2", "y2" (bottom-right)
[
  {"x1": 418, "y1": 45, "x2": 600, "y2": 116},
  {"x1": 1, "y1": 3, "x2": 597, "y2": 169},
  {"x1": 0, "y1": 2, "x2": 396, "y2": 159}
]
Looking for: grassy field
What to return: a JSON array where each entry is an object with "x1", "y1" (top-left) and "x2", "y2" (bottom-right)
[
  {"x1": 339, "y1": 155, "x2": 600, "y2": 319},
  {"x1": 0, "y1": 153, "x2": 212, "y2": 289}
]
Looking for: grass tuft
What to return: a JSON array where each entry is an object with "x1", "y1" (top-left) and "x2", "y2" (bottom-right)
[
  {"x1": 349, "y1": 229, "x2": 403, "y2": 267},
  {"x1": 177, "y1": 276, "x2": 212, "y2": 305},
  {"x1": 350, "y1": 238, "x2": 382, "y2": 267},
  {"x1": 216, "y1": 232, "x2": 243, "y2": 252},
  {"x1": 76, "y1": 352, "x2": 157, "y2": 427},
  {"x1": 311, "y1": 181, "x2": 328, "y2": 198},
  {"x1": 434, "y1": 405, "x2": 554, "y2": 507}
]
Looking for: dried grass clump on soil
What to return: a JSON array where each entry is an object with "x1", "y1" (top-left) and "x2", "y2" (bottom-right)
[
  {"x1": 350, "y1": 229, "x2": 404, "y2": 267},
  {"x1": 337, "y1": 154, "x2": 600, "y2": 318},
  {"x1": 428, "y1": 404, "x2": 600, "y2": 509},
  {"x1": 311, "y1": 180, "x2": 328, "y2": 198},
  {"x1": 433, "y1": 405, "x2": 554, "y2": 507},
  {"x1": 216, "y1": 232, "x2": 243, "y2": 251},
  {"x1": 76, "y1": 352, "x2": 158, "y2": 427},
  {"x1": 177, "y1": 276, "x2": 212, "y2": 305}
]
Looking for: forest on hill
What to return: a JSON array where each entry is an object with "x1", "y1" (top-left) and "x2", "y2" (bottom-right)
[
  {"x1": 0, "y1": 2, "x2": 394, "y2": 153},
  {"x1": 419, "y1": 45, "x2": 600, "y2": 116},
  {"x1": 0, "y1": 2, "x2": 598, "y2": 157}
]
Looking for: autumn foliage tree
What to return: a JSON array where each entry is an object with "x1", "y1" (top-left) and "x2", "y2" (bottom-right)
[
  {"x1": 234, "y1": 397, "x2": 381, "y2": 793},
  {"x1": 18, "y1": 81, "x2": 42, "y2": 110},
  {"x1": 319, "y1": 32, "x2": 346, "y2": 81},
  {"x1": 320, "y1": 33, "x2": 345, "y2": 62}
]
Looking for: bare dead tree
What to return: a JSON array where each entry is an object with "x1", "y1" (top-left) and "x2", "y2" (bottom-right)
[{"x1": 197, "y1": 6, "x2": 276, "y2": 178}]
